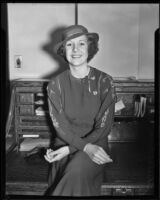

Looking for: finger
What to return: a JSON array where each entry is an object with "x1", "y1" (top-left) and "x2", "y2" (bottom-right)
[
  {"x1": 45, "y1": 153, "x2": 54, "y2": 160},
  {"x1": 94, "y1": 152, "x2": 109, "y2": 162},
  {"x1": 99, "y1": 147, "x2": 111, "y2": 158},
  {"x1": 97, "y1": 148, "x2": 112, "y2": 160},
  {"x1": 47, "y1": 150, "x2": 58, "y2": 159},
  {"x1": 46, "y1": 152, "x2": 53, "y2": 160},
  {"x1": 92, "y1": 157, "x2": 101, "y2": 165},
  {"x1": 46, "y1": 149, "x2": 53, "y2": 157},
  {"x1": 97, "y1": 151, "x2": 109, "y2": 161},
  {"x1": 94, "y1": 152, "x2": 112, "y2": 163},
  {"x1": 87, "y1": 150, "x2": 108, "y2": 162},
  {"x1": 44, "y1": 155, "x2": 52, "y2": 163},
  {"x1": 47, "y1": 148, "x2": 52, "y2": 154},
  {"x1": 49, "y1": 154, "x2": 62, "y2": 162},
  {"x1": 92, "y1": 157, "x2": 104, "y2": 165},
  {"x1": 44, "y1": 154, "x2": 60, "y2": 163}
]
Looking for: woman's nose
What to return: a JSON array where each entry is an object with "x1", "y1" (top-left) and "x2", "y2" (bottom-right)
[{"x1": 72, "y1": 43, "x2": 78, "y2": 52}]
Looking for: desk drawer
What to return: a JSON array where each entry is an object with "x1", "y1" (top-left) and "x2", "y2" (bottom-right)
[
  {"x1": 16, "y1": 105, "x2": 34, "y2": 115},
  {"x1": 113, "y1": 188, "x2": 134, "y2": 195},
  {"x1": 17, "y1": 116, "x2": 50, "y2": 126},
  {"x1": 101, "y1": 185, "x2": 154, "y2": 196},
  {"x1": 16, "y1": 93, "x2": 34, "y2": 104}
]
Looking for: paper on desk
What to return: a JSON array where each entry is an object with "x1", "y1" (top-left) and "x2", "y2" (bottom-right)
[
  {"x1": 20, "y1": 138, "x2": 50, "y2": 151},
  {"x1": 115, "y1": 99, "x2": 125, "y2": 112}
]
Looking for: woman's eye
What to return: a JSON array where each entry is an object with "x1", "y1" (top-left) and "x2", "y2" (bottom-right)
[
  {"x1": 80, "y1": 42, "x2": 86, "y2": 46},
  {"x1": 66, "y1": 42, "x2": 72, "y2": 47}
]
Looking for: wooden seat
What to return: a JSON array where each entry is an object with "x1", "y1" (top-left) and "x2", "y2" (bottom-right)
[{"x1": 6, "y1": 150, "x2": 49, "y2": 195}]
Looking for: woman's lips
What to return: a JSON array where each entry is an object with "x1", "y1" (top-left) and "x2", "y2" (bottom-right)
[{"x1": 72, "y1": 55, "x2": 82, "y2": 58}]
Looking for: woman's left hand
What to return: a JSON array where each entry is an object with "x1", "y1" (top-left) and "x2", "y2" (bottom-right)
[{"x1": 44, "y1": 146, "x2": 70, "y2": 163}]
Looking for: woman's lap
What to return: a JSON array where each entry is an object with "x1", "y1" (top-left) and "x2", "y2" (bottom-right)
[
  {"x1": 65, "y1": 150, "x2": 105, "y2": 177},
  {"x1": 48, "y1": 150, "x2": 106, "y2": 196}
]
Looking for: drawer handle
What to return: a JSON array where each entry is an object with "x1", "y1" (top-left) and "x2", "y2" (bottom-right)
[{"x1": 115, "y1": 188, "x2": 132, "y2": 194}]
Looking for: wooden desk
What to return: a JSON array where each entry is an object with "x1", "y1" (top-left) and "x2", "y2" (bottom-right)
[
  {"x1": 6, "y1": 141, "x2": 154, "y2": 196},
  {"x1": 5, "y1": 79, "x2": 155, "y2": 196},
  {"x1": 6, "y1": 150, "x2": 49, "y2": 195},
  {"x1": 102, "y1": 142, "x2": 154, "y2": 195}
]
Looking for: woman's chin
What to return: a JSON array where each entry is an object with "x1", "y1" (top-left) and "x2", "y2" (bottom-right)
[{"x1": 70, "y1": 60, "x2": 87, "y2": 67}]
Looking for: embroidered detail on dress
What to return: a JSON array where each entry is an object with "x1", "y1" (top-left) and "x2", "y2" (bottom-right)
[
  {"x1": 103, "y1": 88, "x2": 109, "y2": 94},
  {"x1": 90, "y1": 76, "x2": 95, "y2": 80},
  {"x1": 100, "y1": 108, "x2": 109, "y2": 127},
  {"x1": 59, "y1": 109, "x2": 63, "y2": 113},
  {"x1": 51, "y1": 81, "x2": 55, "y2": 85},
  {"x1": 98, "y1": 72, "x2": 102, "y2": 93},
  {"x1": 56, "y1": 78, "x2": 63, "y2": 109},
  {"x1": 112, "y1": 93, "x2": 116, "y2": 100},
  {"x1": 50, "y1": 89, "x2": 55, "y2": 95},
  {"x1": 100, "y1": 122, "x2": 105, "y2": 128},
  {"x1": 48, "y1": 100, "x2": 59, "y2": 128},
  {"x1": 88, "y1": 80, "x2": 91, "y2": 93},
  {"x1": 52, "y1": 118, "x2": 59, "y2": 128},
  {"x1": 93, "y1": 91, "x2": 98, "y2": 95},
  {"x1": 110, "y1": 84, "x2": 117, "y2": 101},
  {"x1": 57, "y1": 78, "x2": 62, "y2": 95},
  {"x1": 102, "y1": 76, "x2": 107, "y2": 82}
]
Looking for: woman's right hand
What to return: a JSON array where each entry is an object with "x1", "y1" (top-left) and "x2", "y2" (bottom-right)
[
  {"x1": 83, "y1": 143, "x2": 113, "y2": 165},
  {"x1": 44, "y1": 146, "x2": 70, "y2": 163}
]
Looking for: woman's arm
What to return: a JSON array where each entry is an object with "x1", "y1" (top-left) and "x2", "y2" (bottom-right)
[
  {"x1": 69, "y1": 75, "x2": 116, "y2": 153},
  {"x1": 47, "y1": 78, "x2": 87, "y2": 151}
]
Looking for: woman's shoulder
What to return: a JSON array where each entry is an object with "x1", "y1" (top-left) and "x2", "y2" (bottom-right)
[
  {"x1": 48, "y1": 70, "x2": 68, "y2": 85},
  {"x1": 92, "y1": 67, "x2": 116, "y2": 101},
  {"x1": 92, "y1": 67, "x2": 113, "y2": 85}
]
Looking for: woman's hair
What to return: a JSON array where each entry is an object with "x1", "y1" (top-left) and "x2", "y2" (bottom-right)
[{"x1": 57, "y1": 35, "x2": 99, "y2": 63}]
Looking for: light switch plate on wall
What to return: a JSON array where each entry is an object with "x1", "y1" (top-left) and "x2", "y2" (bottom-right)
[{"x1": 14, "y1": 55, "x2": 22, "y2": 68}]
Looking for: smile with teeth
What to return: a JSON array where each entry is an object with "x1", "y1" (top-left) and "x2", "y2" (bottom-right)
[{"x1": 72, "y1": 55, "x2": 82, "y2": 58}]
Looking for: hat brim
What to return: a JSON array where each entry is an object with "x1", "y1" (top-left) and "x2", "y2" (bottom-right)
[{"x1": 54, "y1": 32, "x2": 99, "y2": 54}]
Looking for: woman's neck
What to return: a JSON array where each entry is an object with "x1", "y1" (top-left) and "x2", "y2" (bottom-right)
[{"x1": 69, "y1": 65, "x2": 90, "y2": 79}]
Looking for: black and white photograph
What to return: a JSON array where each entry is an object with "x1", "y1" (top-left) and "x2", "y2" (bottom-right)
[{"x1": 1, "y1": 2, "x2": 159, "y2": 199}]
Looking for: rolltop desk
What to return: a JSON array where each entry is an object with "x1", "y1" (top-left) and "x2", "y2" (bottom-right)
[{"x1": 5, "y1": 78, "x2": 155, "y2": 196}]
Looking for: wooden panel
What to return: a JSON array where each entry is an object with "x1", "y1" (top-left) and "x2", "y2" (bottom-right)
[
  {"x1": 116, "y1": 87, "x2": 154, "y2": 93},
  {"x1": 104, "y1": 141, "x2": 154, "y2": 184},
  {"x1": 114, "y1": 80, "x2": 154, "y2": 87},
  {"x1": 18, "y1": 116, "x2": 50, "y2": 126},
  {"x1": 6, "y1": 151, "x2": 49, "y2": 182},
  {"x1": 6, "y1": 151, "x2": 49, "y2": 195},
  {"x1": 6, "y1": 182, "x2": 48, "y2": 195},
  {"x1": 17, "y1": 93, "x2": 34, "y2": 104},
  {"x1": 101, "y1": 184, "x2": 154, "y2": 196},
  {"x1": 113, "y1": 187, "x2": 134, "y2": 195},
  {"x1": 16, "y1": 105, "x2": 35, "y2": 115},
  {"x1": 108, "y1": 121, "x2": 139, "y2": 141},
  {"x1": 16, "y1": 87, "x2": 43, "y2": 93}
]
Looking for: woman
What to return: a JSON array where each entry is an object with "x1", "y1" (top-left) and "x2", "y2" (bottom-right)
[{"x1": 44, "y1": 25, "x2": 116, "y2": 196}]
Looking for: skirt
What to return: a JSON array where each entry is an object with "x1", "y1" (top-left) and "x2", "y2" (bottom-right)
[{"x1": 45, "y1": 138, "x2": 110, "y2": 196}]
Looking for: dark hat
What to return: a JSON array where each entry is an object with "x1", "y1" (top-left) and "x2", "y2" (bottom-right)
[{"x1": 54, "y1": 25, "x2": 99, "y2": 54}]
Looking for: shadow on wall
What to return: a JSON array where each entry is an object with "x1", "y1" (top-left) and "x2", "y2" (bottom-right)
[{"x1": 41, "y1": 26, "x2": 69, "y2": 79}]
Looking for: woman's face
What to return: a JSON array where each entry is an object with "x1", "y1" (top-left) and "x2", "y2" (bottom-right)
[{"x1": 65, "y1": 35, "x2": 88, "y2": 67}]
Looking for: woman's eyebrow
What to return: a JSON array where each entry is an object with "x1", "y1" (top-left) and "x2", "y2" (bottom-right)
[{"x1": 79, "y1": 39, "x2": 88, "y2": 42}]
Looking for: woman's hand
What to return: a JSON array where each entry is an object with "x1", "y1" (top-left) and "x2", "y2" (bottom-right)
[
  {"x1": 83, "y1": 143, "x2": 113, "y2": 165},
  {"x1": 44, "y1": 146, "x2": 70, "y2": 163}
]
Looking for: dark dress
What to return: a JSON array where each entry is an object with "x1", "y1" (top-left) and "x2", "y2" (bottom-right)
[{"x1": 46, "y1": 66, "x2": 116, "y2": 196}]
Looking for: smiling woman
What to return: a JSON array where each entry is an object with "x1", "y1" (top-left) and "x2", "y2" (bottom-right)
[
  {"x1": 65, "y1": 35, "x2": 88, "y2": 68},
  {"x1": 44, "y1": 25, "x2": 117, "y2": 196}
]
